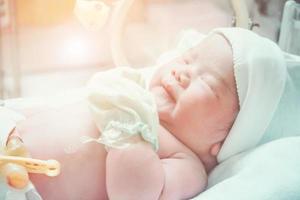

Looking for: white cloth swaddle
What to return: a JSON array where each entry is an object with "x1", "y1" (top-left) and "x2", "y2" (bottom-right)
[
  {"x1": 211, "y1": 28, "x2": 300, "y2": 162},
  {"x1": 86, "y1": 67, "x2": 159, "y2": 151}
]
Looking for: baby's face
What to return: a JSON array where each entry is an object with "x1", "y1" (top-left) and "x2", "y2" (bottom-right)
[{"x1": 150, "y1": 34, "x2": 239, "y2": 170}]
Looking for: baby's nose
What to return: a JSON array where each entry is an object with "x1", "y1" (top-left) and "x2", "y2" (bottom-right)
[{"x1": 171, "y1": 69, "x2": 190, "y2": 88}]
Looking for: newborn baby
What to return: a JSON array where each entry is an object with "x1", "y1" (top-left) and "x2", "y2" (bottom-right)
[
  {"x1": 83, "y1": 32, "x2": 238, "y2": 200},
  {"x1": 4, "y1": 27, "x2": 297, "y2": 199},
  {"x1": 2, "y1": 31, "x2": 237, "y2": 200}
]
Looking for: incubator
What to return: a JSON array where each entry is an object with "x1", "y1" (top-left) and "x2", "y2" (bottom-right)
[
  {"x1": 74, "y1": 0, "x2": 252, "y2": 67},
  {"x1": 1, "y1": 1, "x2": 300, "y2": 199},
  {"x1": 279, "y1": 0, "x2": 300, "y2": 55}
]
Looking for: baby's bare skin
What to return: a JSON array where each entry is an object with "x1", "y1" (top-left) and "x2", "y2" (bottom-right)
[
  {"x1": 14, "y1": 99, "x2": 205, "y2": 200},
  {"x1": 15, "y1": 101, "x2": 109, "y2": 199},
  {"x1": 9, "y1": 33, "x2": 238, "y2": 199}
]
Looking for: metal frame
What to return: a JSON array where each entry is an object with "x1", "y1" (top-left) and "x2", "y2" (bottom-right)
[
  {"x1": 0, "y1": 0, "x2": 4, "y2": 98},
  {"x1": 110, "y1": 0, "x2": 251, "y2": 67},
  {"x1": 0, "y1": 0, "x2": 21, "y2": 98}
]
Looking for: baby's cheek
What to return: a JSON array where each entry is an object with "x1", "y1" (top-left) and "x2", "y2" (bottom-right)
[
  {"x1": 178, "y1": 91, "x2": 215, "y2": 112},
  {"x1": 175, "y1": 98, "x2": 219, "y2": 135},
  {"x1": 173, "y1": 101, "x2": 197, "y2": 127}
]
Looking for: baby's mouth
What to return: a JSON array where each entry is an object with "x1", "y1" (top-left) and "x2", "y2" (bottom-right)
[
  {"x1": 150, "y1": 86, "x2": 175, "y2": 122},
  {"x1": 161, "y1": 74, "x2": 183, "y2": 102}
]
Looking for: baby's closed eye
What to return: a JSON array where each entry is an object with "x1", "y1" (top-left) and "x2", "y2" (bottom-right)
[{"x1": 199, "y1": 73, "x2": 221, "y2": 98}]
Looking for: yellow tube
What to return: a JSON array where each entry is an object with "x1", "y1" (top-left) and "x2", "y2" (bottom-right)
[{"x1": 0, "y1": 155, "x2": 60, "y2": 177}]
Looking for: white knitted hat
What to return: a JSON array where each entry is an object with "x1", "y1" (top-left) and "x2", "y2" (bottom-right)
[{"x1": 212, "y1": 28, "x2": 287, "y2": 162}]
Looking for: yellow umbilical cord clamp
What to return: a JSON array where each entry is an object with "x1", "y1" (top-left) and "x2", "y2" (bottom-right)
[{"x1": 0, "y1": 155, "x2": 60, "y2": 177}]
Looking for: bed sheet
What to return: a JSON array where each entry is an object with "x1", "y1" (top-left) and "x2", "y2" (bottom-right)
[{"x1": 193, "y1": 136, "x2": 300, "y2": 200}]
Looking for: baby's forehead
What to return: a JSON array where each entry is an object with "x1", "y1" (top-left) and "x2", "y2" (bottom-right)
[
  {"x1": 181, "y1": 33, "x2": 233, "y2": 66},
  {"x1": 181, "y1": 35, "x2": 233, "y2": 71}
]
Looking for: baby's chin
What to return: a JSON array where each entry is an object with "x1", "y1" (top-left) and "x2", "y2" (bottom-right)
[{"x1": 150, "y1": 86, "x2": 175, "y2": 122}]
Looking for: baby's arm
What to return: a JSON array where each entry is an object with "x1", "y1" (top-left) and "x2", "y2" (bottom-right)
[
  {"x1": 158, "y1": 126, "x2": 207, "y2": 199},
  {"x1": 106, "y1": 126, "x2": 207, "y2": 200},
  {"x1": 106, "y1": 142, "x2": 163, "y2": 200},
  {"x1": 88, "y1": 67, "x2": 206, "y2": 199}
]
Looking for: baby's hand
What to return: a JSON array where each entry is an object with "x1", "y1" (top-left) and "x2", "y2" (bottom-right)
[{"x1": 87, "y1": 67, "x2": 159, "y2": 151}]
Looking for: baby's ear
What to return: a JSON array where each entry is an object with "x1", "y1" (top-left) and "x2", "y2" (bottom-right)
[{"x1": 210, "y1": 142, "x2": 221, "y2": 157}]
